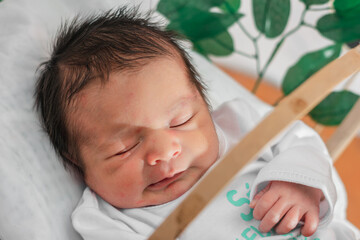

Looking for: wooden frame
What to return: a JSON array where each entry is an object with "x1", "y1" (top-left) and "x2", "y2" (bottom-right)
[
  {"x1": 326, "y1": 98, "x2": 360, "y2": 161},
  {"x1": 149, "y1": 46, "x2": 360, "y2": 240}
]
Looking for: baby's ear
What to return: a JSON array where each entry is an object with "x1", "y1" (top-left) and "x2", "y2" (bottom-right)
[
  {"x1": 62, "y1": 151, "x2": 85, "y2": 179},
  {"x1": 63, "y1": 151, "x2": 81, "y2": 167}
]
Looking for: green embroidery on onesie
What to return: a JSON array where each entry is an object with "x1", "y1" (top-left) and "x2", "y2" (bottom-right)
[{"x1": 226, "y1": 183, "x2": 254, "y2": 222}]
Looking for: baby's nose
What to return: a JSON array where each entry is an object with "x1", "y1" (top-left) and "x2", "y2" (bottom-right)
[{"x1": 145, "y1": 130, "x2": 181, "y2": 166}]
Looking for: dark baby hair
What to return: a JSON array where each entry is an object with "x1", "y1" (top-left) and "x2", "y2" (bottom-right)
[{"x1": 34, "y1": 6, "x2": 209, "y2": 178}]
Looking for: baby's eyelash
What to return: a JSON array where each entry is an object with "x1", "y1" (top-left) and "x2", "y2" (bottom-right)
[
  {"x1": 170, "y1": 115, "x2": 193, "y2": 128},
  {"x1": 116, "y1": 142, "x2": 139, "y2": 156}
]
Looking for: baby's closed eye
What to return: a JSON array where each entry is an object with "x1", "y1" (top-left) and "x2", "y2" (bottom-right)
[
  {"x1": 116, "y1": 142, "x2": 140, "y2": 156},
  {"x1": 170, "y1": 115, "x2": 193, "y2": 128}
]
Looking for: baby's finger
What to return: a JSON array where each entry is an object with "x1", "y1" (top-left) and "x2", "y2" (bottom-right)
[
  {"x1": 253, "y1": 191, "x2": 279, "y2": 221},
  {"x1": 301, "y1": 210, "x2": 319, "y2": 237},
  {"x1": 250, "y1": 182, "x2": 272, "y2": 208},
  {"x1": 275, "y1": 206, "x2": 302, "y2": 234},
  {"x1": 258, "y1": 199, "x2": 290, "y2": 233}
]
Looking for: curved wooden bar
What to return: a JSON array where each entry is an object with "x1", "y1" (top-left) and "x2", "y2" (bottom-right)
[{"x1": 326, "y1": 98, "x2": 360, "y2": 161}]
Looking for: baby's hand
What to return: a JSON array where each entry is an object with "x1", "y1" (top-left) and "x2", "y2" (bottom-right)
[{"x1": 249, "y1": 181, "x2": 324, "y2": 236}]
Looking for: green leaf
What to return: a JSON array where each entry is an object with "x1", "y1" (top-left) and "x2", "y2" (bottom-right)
[
  {"x1": 300, "y1": 0, "x2": 329, "y2": 6},
  {"x1": 193, "y1": 31, "x2": 234, "y2": 57},
  {"x1": 334, "y1": 0, "x2": 360, "y2": 19},
  {"x1": 167, "y1": 7, "x2": 243, "y2": 41},
  {"x1": 157, "y1": 0, "x2": 226, "y2": 20},
  {"x1": 309, "y1": 91, "x2": 360, "y2": 125},
  {"x1": 316, "y1": 14, "x2": 360, "y2": 43},
  {"x1": 252, "y1": 0, "x2": 290, "y2": 38},
  {"x1": 220, "y1": 0, "x2": 241, "y2": 14},
  {"x1": 282, "y1": 44, "x2": 342, "y2": 95}
]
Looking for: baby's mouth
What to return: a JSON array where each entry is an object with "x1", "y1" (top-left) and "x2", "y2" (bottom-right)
[{"x1": 147, "y1": 171, "x2": 185, "y2": 191}]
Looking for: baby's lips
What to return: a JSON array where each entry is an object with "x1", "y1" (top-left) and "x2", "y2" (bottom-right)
[{"x1": 147, "y1": 170, "x2": 185, "y2": 190}]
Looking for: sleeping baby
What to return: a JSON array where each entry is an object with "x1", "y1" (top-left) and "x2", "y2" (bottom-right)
[{"x1": 34, "y1": 6, "x2": 360, "y2": 240}]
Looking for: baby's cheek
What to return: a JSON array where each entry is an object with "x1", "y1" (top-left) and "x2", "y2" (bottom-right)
[
  {"x1": 105, "y1": 173, "x2": 146, "y2": 208},
  {"x1": 107, "y1": 160, "x2": 144, "y2": 190},
  {"x1": 184, "y1": 131, "x2": 209, "y2": 157},
  {"x1": 103, "y1": 161, "x2": 122, "y2": 176}
]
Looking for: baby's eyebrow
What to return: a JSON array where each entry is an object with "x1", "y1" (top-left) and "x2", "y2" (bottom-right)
[
  {"x1": 113, "y1": 125, "x2": 141, "y2": 140},
  {"x1": 167, "y1": 94, "x2": 196, "y2": 115},
  {"x1": 97, "y1": 125, "x2": 139, "y2": 153}
]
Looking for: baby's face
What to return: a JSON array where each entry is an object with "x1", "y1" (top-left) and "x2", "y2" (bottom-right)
[{"x1": 73, "y1": 56, "x2": 219, "y2": 208}]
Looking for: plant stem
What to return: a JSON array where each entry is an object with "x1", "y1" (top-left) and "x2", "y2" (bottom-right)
[
  {"x1": 254, "y1": 40, "x2": 261, "y2": 77},
  {"x1": 251, "y1": 6, "x2": 308, "y2": 93},
  {"x1": 273, "y1": 94, "x2": 285, "y2": 106},
  {"x1": 234, "y1": 49, "x2": 257, "y2": 58},
  {"x1": 237, "y1": 21, "x2": 257, "y2": 41},
  {"x1": 233, "y1": 20, "x2": 262, "y2": 78},
  {"x1": 308, "y1": 7, "x2": 332, "y2": 11},
  {"x1": 302, "y1": 22, "x2": 316, "y2": 29},
  {"x1": 221, "y1": 5, "x2": 258, "y2": 60},
  {"x1": 212, "y1": 37, "x2": 256, "y2": 58}
]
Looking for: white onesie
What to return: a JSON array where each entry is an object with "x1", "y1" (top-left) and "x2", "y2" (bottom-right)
[{"x1": 72, "y1": 98, "x2": 360, "y2": 240}]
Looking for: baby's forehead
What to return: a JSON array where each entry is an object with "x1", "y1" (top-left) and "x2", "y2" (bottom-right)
[
  {"x1": 69, "y1": 54, "x2": 200, "y2": 124},
  {"x1": 71, "y1": 55, "x2": 189, "y2": 102}
]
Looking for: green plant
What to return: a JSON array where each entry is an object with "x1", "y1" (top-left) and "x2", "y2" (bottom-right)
[{"x1": 156, "y1": 0, "x2": 360, "y2": 126}]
